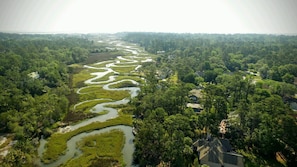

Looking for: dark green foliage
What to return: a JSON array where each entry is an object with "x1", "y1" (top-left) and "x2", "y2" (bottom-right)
[
  {"x1": 0, "y1": 33, "x2": 97, "y2": 166},
  {"x1": 125, "y1": 32, "x2": 297, "y2": 166}
]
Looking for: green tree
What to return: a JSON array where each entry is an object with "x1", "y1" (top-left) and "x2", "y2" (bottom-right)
[
  {"x1": 282, "y1": 73, "x2": 295, "y2": 84},
  {"x1": 134, "y1": 120, "x2": 165, "y2": 166}
]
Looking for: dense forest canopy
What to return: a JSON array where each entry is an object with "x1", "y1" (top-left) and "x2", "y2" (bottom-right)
[
  {"x1": 0, "y1": 33, "x2": 99, "y2": 166},
  {"x1": 0, "y1": 32, "x2": 297, "y2": 167},
  {"x1": 122, "y1": 32, "x2": 297, "y2": 167}
]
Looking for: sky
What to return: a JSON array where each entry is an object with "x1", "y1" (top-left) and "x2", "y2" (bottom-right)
[{"x1": 0, "y1": 0, "x2": 296, "y2": 34}]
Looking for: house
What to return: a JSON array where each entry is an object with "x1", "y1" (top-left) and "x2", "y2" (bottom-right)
[
  {"x1": 156, "y1": 50, "x2": 165, "y2": 54},
  {"x1": 187, "y1": 89, "x2": 204, "y2": 113},
  {"x1": 28, "y1": 71, "x2": 40, "y2": 79},
  {"x1": 189, "y1": 94, "x2": 199, "y2": 103},
  {"x1": 193, "y1": 138, "x2": 244, "y2": 167},
  {"x1": 189, "y1": 89, "x2": 203, "y2": 103},
  {"x1": 186, "y1": 103, "x2": 203, "y2": 113}
]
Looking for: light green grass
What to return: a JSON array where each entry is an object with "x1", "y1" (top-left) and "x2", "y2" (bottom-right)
[
  {"x1": 115, "y1": 75, "x2": 144, "y2": 83},
  {"x1": 91, "y1": 73, "x2": 114, "y2": 82},
  {"x1": 106, "y1": 104, "x2": 136, "y2": 114},
  {"x1": 72, "y1": 68, "x2": 105, "y2": 87},
  {"x1": 91, "y1": 73, "x2": 143, "y2": 84},
  {"x1": 61, "y1": 130, "x2": 125, "y2": 167},
  {"x1": 91, "y1": 61, "x2": 113, "y2": 68},
  {"x1": 79, "y1": 86, "x2": 130, "y2": 101},
  {"x1": 168, "y1": 71, "x2": 178, "y2": 84},
  {"x1": 41, "y1": 114, "x2": 132, "y2": 164},
  {"x1": 108, "y1": 80, "x2": 138, "y2": 89},
  {"x1": 116, "y1": 61, "x2": 140, "y2": 65},
  {"x1": 112, "y1": 66, "x2": 137, "y2": 73},
  {"x1": 74, "y1": 99, "x2": 113, "y2": 113}
]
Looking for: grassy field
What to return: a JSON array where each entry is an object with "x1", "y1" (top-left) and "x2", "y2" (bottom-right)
[
  {"x1": 85, "y1": 52, "x2": 123, "y2": 64},
  {"x1": 79, "y1": 86, "x2": 130, "y2": 101},
  {"x1": 112, "y1": 66, "x2": 138, "y2": 73},
  {"x1": 91, "y1": 74, "x2": 144, "y2": 85},
  {"x1": 115, "y1": 75, "x2": 144, "y2": 83},
  {"x1": 62, "y1": 110, "x2": 108, "y2": 124},
  {"x1": 41, "y1": 114, "x2": 132, "y2": 164},
  {"x1": 74, "y1": 99, "x2": 113, "y2": 113},
  {"x1": 106, "y1": 104, "x2": 136, "y2": 115},
  {"x1": 91, "y1": 73, "x2": 114, "y2": 82},
  {"x1": 72, "y1": 68, "x2": 106, "y2": 88},
  {"x1": 108, "y1": 80, "x2": 138, "y2": 89},
  {"x1": 115, "y1": 61, "x2": 140, "y2": 66},
  {"x1": 91, "y1": 61, "x2": 113, "y2": 68},
  {"x1": 61, "y1": 130, "x2": 125, "y2": 167}
]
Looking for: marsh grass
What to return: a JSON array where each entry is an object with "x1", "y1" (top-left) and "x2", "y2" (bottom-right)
[
  {"x1": 92, "y1": 74, "x2": 143, "y2": 84},
  {"x1": 65, "y1": 110, "x2": 109, "y2": 126},
  {"x1": 42, "y1": 114, "x2": 132, "y2": 164},
  {"x1": 115, "y1": 76, "x2": 144, "y2": 83},
  {"x1": 115, "y1": 62, "x2": 140, "y2": 66},
  {"x1": 61, "y1": 130, "x2": 125, "y2": 167},
  {"x1": 85, "y1": 52, "x2": 123, "y2": 64},
  {"x1": 72, "y1": 68, "x2": 105, "y2": 87},
  {"x1": 105, "y1": 104, "x2": 136, "y2": 114},
  {"x1": 91, "y1": 61, "x2": 113, "y2": 68},
  {"x1": 108, "y1": 80, "x2": 138, "y2": 89},
  {"x1": 91, "y1": 73, "x2": 114, "y2": 82},
  {"x1": 74, "y1": 99, "x2": 113, "y2": 113},
  {"x1": 112, "y1": 66, "x2": 137, "y2": 73},
  {"x1": 79, "y1": 86, "x2": 130, "y2": 101}
]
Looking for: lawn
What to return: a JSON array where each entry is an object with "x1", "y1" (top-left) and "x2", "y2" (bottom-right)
[
  {"x1": 41, "y1": 114, "x2": 132, "y2": 164},
  {"x1": 61, "y1": 130, "x2": 125, "y2": 167}
]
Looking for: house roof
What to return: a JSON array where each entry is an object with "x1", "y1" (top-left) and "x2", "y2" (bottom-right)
[
  {"x1": 194, "y1": 138, "x2": 243, "y2": 166},
  {"x1": 189, "y1": 89, "x2": 203, "y2": 99},
  {"x1": 28, "y1": 71, "x2": 40, "y2": 79},
  {"x1": 186, "y1": 103, "x2": 203, "y2": 109},
  {"x1": 217, "y1": 138, "x2": 232, "y2": 152}
]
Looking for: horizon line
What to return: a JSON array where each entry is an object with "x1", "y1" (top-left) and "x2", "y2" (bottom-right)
[{"x1": 1, "y1": 30, "x2": 297, "y2": 36}]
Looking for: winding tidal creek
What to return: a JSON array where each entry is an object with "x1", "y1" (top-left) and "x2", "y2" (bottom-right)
[{"x1": 37, "y1": 39, "x2": 151, "y2": 167}]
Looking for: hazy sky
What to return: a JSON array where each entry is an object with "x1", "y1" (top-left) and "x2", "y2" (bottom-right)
[{"x1": 0, "y1": 0, "x2": 296, "y2": 34}]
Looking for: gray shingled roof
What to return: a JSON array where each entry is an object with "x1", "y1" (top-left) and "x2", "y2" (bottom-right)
[{"x1": 194, "y1": 138, "x2": 243, "y2": 166}]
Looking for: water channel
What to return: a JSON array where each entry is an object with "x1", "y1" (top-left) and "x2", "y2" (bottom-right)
[{"x1": 37, "y1": 39, "x2": 150, "y2": 167}]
